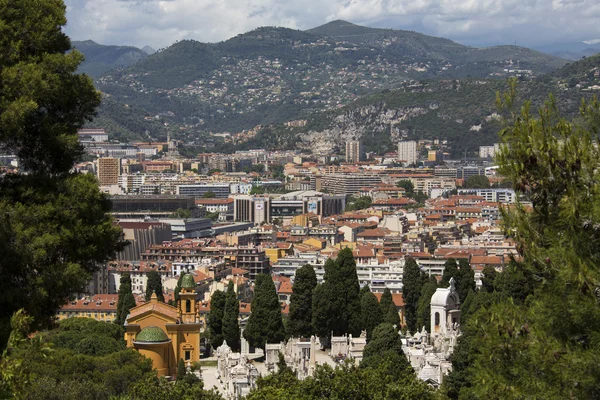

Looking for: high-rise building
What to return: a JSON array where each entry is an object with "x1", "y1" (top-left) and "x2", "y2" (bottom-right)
[
  {"x1": 97, "y1": 157, "x2": 121, "y2": 186},
  {"x1": 345, "y1": 140, "x2": 364, "y2": 163},
  {"x1": 398, "y1": 141, "x2": 417, "y2": 166}
]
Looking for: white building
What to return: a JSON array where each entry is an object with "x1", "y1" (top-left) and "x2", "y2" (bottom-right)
[
  {"x1": 479, "y1": 144, "x2": 500, "y2": 159},
  {"x1": 398, "y1": 141, "x2": 418, "y2": 166}
]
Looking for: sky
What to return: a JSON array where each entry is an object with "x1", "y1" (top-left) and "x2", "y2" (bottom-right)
[{"x1": 63, "y1": 0, "x2": 600, "y2": 50}]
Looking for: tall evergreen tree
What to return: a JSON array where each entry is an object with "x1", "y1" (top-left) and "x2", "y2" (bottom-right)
[
  {"x1": 244, "y1": 274, "x2": 285, "y2": 349},
  {"x1": 144, "y1": 270, "x2": 165, "y2": 302},
  {"x1": 311, "y1": 283, "x2": 332, "y2": 339},
  {"x1": 0, "y1": 0, "x2": 123, "y2": 347},
  {"x1": 173, "y1": 273, "x2": 185, "y2": 305},
  {"x1": 379, "y1": 288, "x2": 393, "y2": 318},
  {"x1": 402, "y1": 257, "x2": 423, "y2": 333},
  {"x1": 444, "y1": 85, "x2": 600, "y2": 398},
  {"x1": 416, "y1": 276, "x2": 438, "y2": 332},
  {"x1": 207, "y1": 290, "x2": 226, "y2": 349},
  {"x1": 288, "y1": 264, "x2": 317, "y2": 338},
  {"x1": 360, "y1": 291, "x2": 383, "y2": 340},
  {"x1": 116, "y1": 273, "x2": 137, "y2": 326},
  {"x1": 362, "y1": 323, "x2": 407, "y2": 363},
  {"x1": 222, "y1": 281, "x2": 241, "y2": 351},
  {"x1": 335, "y1": 248, "x2": 362, "y2": 336},
  {"x1": 456, "y1": 259, "x2": 475, "y2": 303},
  {"x1": 384, "y1": 302, "x2": 401, "y2": 328},
  {"x1": 440, "y1": 258, "x2": 459, "y2": 287},
  {"x1": 177, "y1": 358, "x2": 186, "y2": 380},
  {"x1": 481, "y1": 265, "x2": 497, "y2": 293}
]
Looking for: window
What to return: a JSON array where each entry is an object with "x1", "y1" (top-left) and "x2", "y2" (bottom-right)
[
  {"x1": 185, "y1": 300, "x2": 191, "y2": 313},
  {"x1": 184, "y1": 351, "x2": 191, "y2": 361},
  {"x1": 435, "y1": 312, "x2": 440, "y2": 326}
]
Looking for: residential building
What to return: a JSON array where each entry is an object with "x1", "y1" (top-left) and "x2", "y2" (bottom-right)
[
  {"x1": 97, "y1": 157, "x2": 121, "y2": 186},
  {"x1": 345, "y1": 140, "x2": 364, "y2": 163},
  {"x1": 398, "y1": 141, "x2": 417, "y2": 166}
]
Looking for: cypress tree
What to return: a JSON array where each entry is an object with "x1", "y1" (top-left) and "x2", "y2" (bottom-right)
[
  {"x1": 416, "y1": 276, "x2": 438, "y2": 332},
  {"x1": 144, "y1": 270, "x2": 164, "y2": 302},
  {"x1": 456, "y1": 259, "x2": 475, "y2": 303},
  {"x1": 311, "y1": 283, "x2": 332, "y2": 339},
  {"x1": 440, "y1": 258, "x2": 459, "y2": 287},
  {"x1": 174, "y1": 273, "x2": 185, "y2": 302},
  {"x1": 116, "y1": 273, "x2": 137, "y2": 326},
  {"x1": 379, "y1": 288, "x2": 393, "y2": 318},
  {"x1": 385, "y1": 301, "x2": 401, "y2": 328},
  {"x1": 222, "y1": 281, "x2": 241, "y2": 351},
  {"x1": 360, "y1": 290, "x2": 383, "y2": 340},
  {"x1": 402, "y1": 257, "x2": 423, "y2": 333},
  {"x1": 288, "y1": 264, "x2": 317, "y2": 338},
  {"x1": 177, "y1": 358, "x2": 186, "y2": 380},
  {"x1": 244, "y1": 274, "x2": 285, "y2": 349},
  {"x1": 208, "y1": 290, "x2": 226, "y2": 348},
  {"x1": 336, "y1": 248, "x2": 362, "y2": 336},
  {"x1": 481, "y1": 265, "x2": 497, "y2": 293}
]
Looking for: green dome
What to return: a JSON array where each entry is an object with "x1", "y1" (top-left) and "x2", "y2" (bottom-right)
[
  {"x1": 135, "y1": 326, "x2": 170, "y2": 343},
  {"x1": 181, "y1": 274, "x2": 196, "y2": 289}
]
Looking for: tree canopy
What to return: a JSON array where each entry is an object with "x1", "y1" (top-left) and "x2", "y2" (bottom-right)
[
  {"x1": 444, "y1": 84, "x2": 600, "y2": 398},
  {"x1": 207, "y1": 290, "x2": 227, "y2": 349},
  {"x1": 287, "y1": 264, "x2": 317, "y2": 338},
  {"x1": 222, "y1": 282, "x2": 240, "y2": 351},
  {"x1": 402, "y1": 257, "x2": 423, "y2": 333},
  {"x1": 244, "y1": 274, "x2": 285, "y2": 349},
  {"x1": 0, "y1": 0, "x2": 123, "y2": 348},
  {"x1": 116, "y1": 274, "x2": 137, "y2": 326},
  {"x1": 144, "y1": 270, "x2": 165, "y2": 302}
]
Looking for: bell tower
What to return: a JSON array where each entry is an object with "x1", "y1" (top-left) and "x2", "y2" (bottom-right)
[{"x1": 178, "y1": 274, "x2": 198, "y2": 324}]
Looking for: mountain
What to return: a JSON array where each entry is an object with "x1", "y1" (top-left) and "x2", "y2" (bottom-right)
[
  {"x1": 535, "y1": 41, "x2": 600, "y2": 60},
  {"x1": 72, "y1": 40, "x2": 148, "y2": 77},
  {"x1": 231, "y1": 55, "x2": 600, "y2": 158},
  {"x1": 141, "y1": 46, "x2": 156, "y2": 55},
  {"x1": 88, "y1": 21, "x2": 569, "y2": 144}
]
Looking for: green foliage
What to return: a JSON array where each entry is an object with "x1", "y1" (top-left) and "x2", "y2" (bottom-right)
[
  {"x1": 5, "y1": 317, "x2": 158, "y2": 400},
  {"x1": 464, "y1": 174, "x2": 490, "y2": 188},
  {"x1": 288, "y1": 264, "x2": 317, "y2": 338},
  {"x1": 222, "y1": 282, "x2": 241, "y2": 351},
  {"x1": 202, "y1": 191, "x2": 216, "y2": 198},
  {"x1": 445, "y1": 87, "x2": 600, "y2": 399},
  {"x1": 0, "y1": 0, "x2": 124, "y2": 347},
  {"x1": 416, "y1": 276, "x2": 438, "y2": 332},
  {"x1": 173, "y1": 273, "x2": 185, "y2": 305},
  {"x1": 396, "y1": 179, "x2": 414, "y2": 195},
  {"x1": 72, "y1": 40, "x2": 148, "y2": 78},
  {"x1": 0, "y1": 174, "x2": 124, "y2": 348},
  {"x1": 378, "y1": 288, "x2": 393, "y2": 319},
  {"x1": 249, "y1": 185, "x2": 265, "y2": 195},
  {"x1": 401, "y1": 257, "x2": 423, "y2": 333},
  {"x1": 312, "y1": 249, "x2": 362, "y2": 340},
  {"x1": 205, "y1": 211, "x2": 220, "y2": 221},
  {"x1": 384, "y1": 302, "x2": 401, "y2": 328},
  {"x1": 117, "y1": 273, "x2": 137, "y2": 326},
  {"x1": 360, "y1": 291, "x2": 383, "y2": 341},
  {"x1": 248, "y1": 350, "x2": 431, "y2": 400},
  {"x1": 344, "y1": 196, "x2": 372, "y2": 211},
  {"x1": 311, "y1": 282, "x2": 331, "y2": 339},
  {"x1": 207, "y1": 290, "x2": 226, "y2": 349},
  {"x1": 125, "y1": 375, "x2": 222, "y2": 400},
  {"x1": 171, "y1": 208, "x2": 192, "y2": 218},
  {"x1": 362, "y1": 323, "x2": 405, "y2": 363},
  {"x1": 144, "y1": 270, "x2": 165, "y2": 302},
  {"x1": 481, "y1": 265, "x2": 497, "y2": 293},
  {"x1": 440, "y1": 258, "x2": 459, "y2": 287},
  {"x1": 177, "y1": 358, "x2": 186, "y2": 380},
  {"x1": 455, "y1": 259, "x2": 476, "y2": 303},
  {"x1": 244, "y1": 274, "x2": 285, "y2": 349}
]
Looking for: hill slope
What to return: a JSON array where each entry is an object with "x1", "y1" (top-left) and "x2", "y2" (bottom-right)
[
  {"x1": 88, "y1": 21, "x2": 569, "y2": 144},
  {"x1": 73, "y1": 40, "x2": 148, "y2": 78}
]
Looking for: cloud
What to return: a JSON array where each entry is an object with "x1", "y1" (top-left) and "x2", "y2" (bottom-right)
[{"x1": 63, "y1": 0, "x2": 600, "y2": 49}]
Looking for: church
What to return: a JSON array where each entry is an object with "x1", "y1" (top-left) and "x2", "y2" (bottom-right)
[{"x1": 124, "y1": 274, "x2": 201, "y2": 377}]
